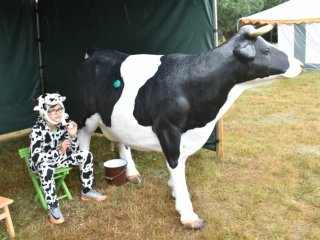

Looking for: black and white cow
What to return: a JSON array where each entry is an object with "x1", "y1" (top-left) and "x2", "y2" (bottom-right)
[{"x1": 77, "y1": 24, "x2": 303, "y2": 229}]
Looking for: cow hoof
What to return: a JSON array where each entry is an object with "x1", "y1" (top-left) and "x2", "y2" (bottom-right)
[
  {"x1": 127, "y1": 175, "x2": 143, "y2": 184},
  {"x1": 182, "y1": 219, "x2": 204, "y2": 230}
]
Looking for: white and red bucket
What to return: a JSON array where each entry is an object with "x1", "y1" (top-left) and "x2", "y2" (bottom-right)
[{"x1": 103, "y1": 159, "x2": 127, "y2": 186}]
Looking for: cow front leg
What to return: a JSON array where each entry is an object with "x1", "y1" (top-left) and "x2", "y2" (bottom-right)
[
  {"x1": 116, "y1": 143, "x2": 142, "y2": 184},
  {"x1": 167, "y1": 157, "x2": 204, "y2": 230},
  {"x1": 154, "y1": 121, "x2": 204, "y2": 229}
]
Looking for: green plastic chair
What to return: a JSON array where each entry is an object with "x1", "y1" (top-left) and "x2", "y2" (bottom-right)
[{"x1": 18, "y1": 147, "x2": 73, "y2": 210}]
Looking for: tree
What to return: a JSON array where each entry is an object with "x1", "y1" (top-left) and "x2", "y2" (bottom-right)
[{"x1": 217, "y1": 0, "x2": 288, "y2": 40}]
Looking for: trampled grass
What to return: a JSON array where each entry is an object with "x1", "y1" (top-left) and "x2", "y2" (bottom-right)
[{"x1": 0, "y1": 71, "x2": 319, "y2": 239}]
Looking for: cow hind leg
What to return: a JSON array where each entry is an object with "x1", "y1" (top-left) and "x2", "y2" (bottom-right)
[
  {"x1": 116, "y1": 143, "x2": 141, "y2": 184},
  {"x1": 78, "y1": 113, "x2": 100, "y2": 150}
]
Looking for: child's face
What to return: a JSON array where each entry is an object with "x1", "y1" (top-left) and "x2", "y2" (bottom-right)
[{"x1": 47, "y1": 104, "x2": 63, "y2": 124}]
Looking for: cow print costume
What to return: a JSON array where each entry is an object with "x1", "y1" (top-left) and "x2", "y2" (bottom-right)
[{"x1": 29, "y1": 93, "x2": 94, "y2": 209}]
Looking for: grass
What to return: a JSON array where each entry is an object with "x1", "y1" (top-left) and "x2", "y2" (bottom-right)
[{"x1": 0, "y1": 70, "x2": 320, "y2": 239}]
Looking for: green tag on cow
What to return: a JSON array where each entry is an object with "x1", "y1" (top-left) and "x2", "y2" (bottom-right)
[{"x1": 113, "y1": 79, "x2": 121, "y2": 88}]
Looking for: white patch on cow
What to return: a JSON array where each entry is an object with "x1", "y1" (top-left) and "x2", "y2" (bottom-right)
[
  {"x1": 180, "y1": 121, "x2": 216, "y2": 157},
  {"x1": 107, "y1": 54, "x2": 164, "y2": 151},
  {"x1": 281, "y1": 56, "x2": 304, "y2": 78}
]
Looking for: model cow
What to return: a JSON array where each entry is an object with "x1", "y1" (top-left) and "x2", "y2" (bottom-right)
[{"x1": 77, "y1": 24, "x2": 303, "y2": 229}]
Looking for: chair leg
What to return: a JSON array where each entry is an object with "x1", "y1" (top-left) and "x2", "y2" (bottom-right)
[
  {"x1": 56, "y1": 177, "x2": 63, "y2": 191},
  {"x1": 3, "y1": 206, "x2": 15, "y2": 239},
  {"x1": 61, "y1": 179, "x2": 73, "y2": 200},
  {"x1": 56, "y1": 175, "x2": 73, "y2": 200},
  {"x1": 31, "y1": 177, "x2": 48, "y2": 210}
]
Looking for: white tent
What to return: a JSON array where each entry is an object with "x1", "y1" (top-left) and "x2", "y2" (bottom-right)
[{"x1": 239, "y1": 0, "x2": 320, "y2": 70}]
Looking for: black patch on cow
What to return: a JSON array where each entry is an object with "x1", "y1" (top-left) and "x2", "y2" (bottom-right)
[
  {"x1": 133, "y1": 53, "x2": 231, "y2": 168},
  {"x1": 133, "y1": 53, "x2": 229, "y2": 132},
  {"x1": 79, "y1": 49, "x2": 128, "y2": 128}
]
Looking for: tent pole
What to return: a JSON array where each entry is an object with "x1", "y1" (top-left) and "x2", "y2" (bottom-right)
[
  {"x1": 212, "y1": 0, "x2": 224, "y2": 158},
  {"x1": 212, "y1": 0, "x2": 218, "y2": 48},
  {"x1": 35, "y1": 0, "x2": 45, "y2": 94}
]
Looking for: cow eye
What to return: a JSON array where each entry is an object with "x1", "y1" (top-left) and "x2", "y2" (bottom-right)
[{"x1": 264, "y1": 48, "x2": 270, "y2": 55}]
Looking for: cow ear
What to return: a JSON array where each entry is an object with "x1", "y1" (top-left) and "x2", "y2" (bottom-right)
[{"x1": 233, "y1": 42, "x2": 256, "y2": 60}]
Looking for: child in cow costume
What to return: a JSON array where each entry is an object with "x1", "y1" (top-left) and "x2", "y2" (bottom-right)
[{"x1": 29, "y1": 93, "x2": 106, "y2": 224}]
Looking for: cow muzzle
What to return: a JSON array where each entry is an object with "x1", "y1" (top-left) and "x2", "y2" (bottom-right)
[{"x1": 280, "y1": 57, "x2": 304, "y2": 78}]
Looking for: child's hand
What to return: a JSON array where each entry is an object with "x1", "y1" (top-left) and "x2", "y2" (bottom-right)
[
  {"x1": 59, "y1": 139, "x2": 71, "y2": 155},
  {"x1": 66, "y1": 121, "x2": 78, "y2": 137}
]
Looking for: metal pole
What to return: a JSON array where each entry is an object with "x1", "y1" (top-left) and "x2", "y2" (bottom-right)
[
  {"x1": 35, "y1": 0, "x2": 45, "y2": 94},
  {"x1": 212, "y1": 0, "x2": 224, "y2": 158},
  {"x1": 212, "y1": 0, "x2": 218, "y2": 48}
]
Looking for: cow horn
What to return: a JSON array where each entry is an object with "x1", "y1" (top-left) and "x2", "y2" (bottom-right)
[{"x1": 247, "y1": 24, "x2": 275, "y2": 38}]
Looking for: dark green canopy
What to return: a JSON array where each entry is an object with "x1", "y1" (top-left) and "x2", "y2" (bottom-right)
[{"x1": 0, "y1": 0, "x2": 218, "y2": 151}]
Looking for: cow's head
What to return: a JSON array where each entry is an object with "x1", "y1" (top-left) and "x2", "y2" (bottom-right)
[{"x1": 232, "y1": 24, "x2": 303, "y2": 85}]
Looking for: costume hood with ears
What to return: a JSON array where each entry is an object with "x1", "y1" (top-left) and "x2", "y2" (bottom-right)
[{"x1": 33, "y1": 93, "x2": 69, "y2": 126}]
